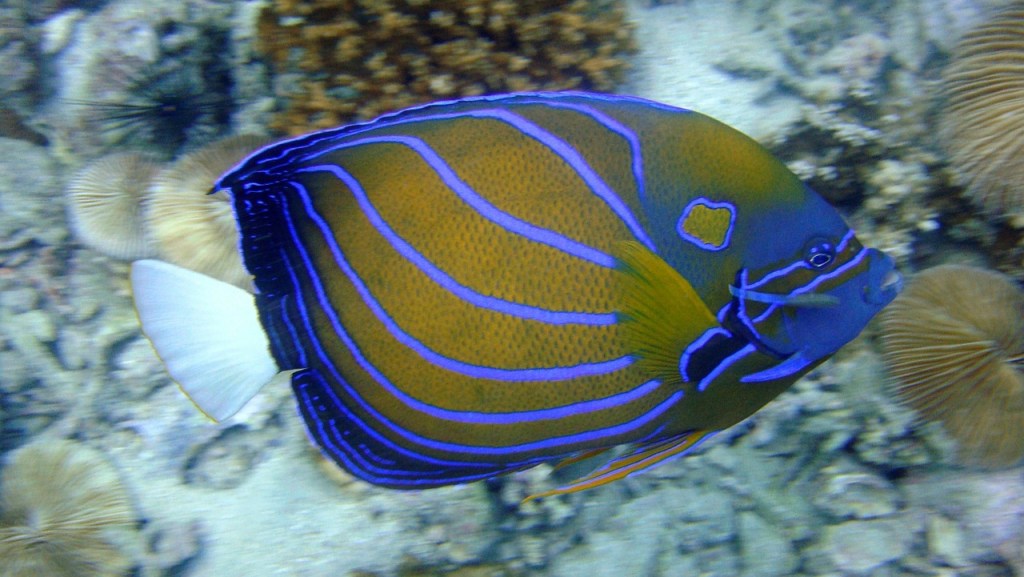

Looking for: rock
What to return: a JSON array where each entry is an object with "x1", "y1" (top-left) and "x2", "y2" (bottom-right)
[
  {"x1": 0, "y1": 285, "x2": 39, "y2": 313},
  {"x1": 0, "y1": 138, "x2": 63, "y2": 244},
  {"x1": 825, "y1": 517, "x2": 916, "y2": 575},
  {"x1": 738, "y1": 511, "x2": 797, "y2": 577},
  {"x1": 673, "y1": 485, "x2": 737, "y2": 550},
  {"x1": 927, "y1": 514, "x2": 967, "y2": 567},
  {"x1": 55, "y1": 324, "x2": 91, "y2": 370},
  {"x1": 625, "y1": 1, "x2": 803, "y2": 143},
  {"x1": 548, "y1": 526, "x2": 664, "y2": 577},
  {"x1": 143, "y1": 520, "x2": 204, "y2": 574},
  {"x1": 813, "y1": 471, "x2": 903, "y2": 520},
  {"x1": 11, "y1": 309, "x2": 57, "y2": 343}
]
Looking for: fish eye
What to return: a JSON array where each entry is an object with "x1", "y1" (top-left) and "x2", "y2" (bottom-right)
[{"x1": 805, "y1": 240, "x2": 835, "y2": 269}]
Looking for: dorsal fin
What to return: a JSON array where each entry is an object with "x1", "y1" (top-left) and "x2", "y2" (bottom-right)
[{"x1": 613, "y1": 241, "x2": 718, "y2": 387}]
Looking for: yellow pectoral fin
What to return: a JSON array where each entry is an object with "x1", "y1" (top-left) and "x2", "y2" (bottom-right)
[
  {"x1": 523, "y1": 430, "x2": 716, "y2": 503},
  {"x1": 614, "y1": 241, "x2": 719, "y2": 386}
]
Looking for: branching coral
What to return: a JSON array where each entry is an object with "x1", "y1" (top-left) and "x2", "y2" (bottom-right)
[
  {"x1": 941, "y1": 4, "x2": 1024, "y2": 220},
  {"x1": 880, "y1": 265, "x2": 1024, "y2": 467},
  {"x1": 0, "y1": 440, "x2": 137, "y2": 577},
  {"x1": 256, "y1": 0, "x2": 635, "y2": 134}
]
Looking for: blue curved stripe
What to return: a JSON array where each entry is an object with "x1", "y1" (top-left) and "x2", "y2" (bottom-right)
[
  {"x1": 679, "y1": 326, "x2": 731, "y2": 383},
  {"x1": 302, "y1": 110, "x2": 656, "y2": 254},
  {"x1": 736, "y1": 229, "x2": 864, "y2": 325},
  {"x1": 510, "y1": 98, "x2": 648, "y2": 203},
  {"x1": 299, "y1": 380, "x2": 546, "y2": 487},
  {"x1": 296, "y1": 375, "x2": 514, "y2": 482},
  {"x1": 697, "y1": 343, "x2": 755, "y2": 392},
  {"x1": 746, "y1": 229, "x2": 856, "y2": 290},
  {"x1": 290, "y1": 180, "x2": 633, "y2": 381},
  {"x1": 297, "y1": 163, "x2": 615, "y2": 326},
  {"x1": 219, "y1": 91, "x2": 684, "y2": 188},
  {"x1": 297, "y1": 134, "x2": 615, "y2": 268},
  {"x1": 278, "y1": 294, "x2": 308, "y2": 367},
  {"x1": 282, "y1": 257, "x2": 499, "y2": 469},
  {"x1": 278, "y1": 223, "x2": 680, "y2": 455},
  {"x1": 278, "y1": 192, "x2": 661, "y2": 425}
]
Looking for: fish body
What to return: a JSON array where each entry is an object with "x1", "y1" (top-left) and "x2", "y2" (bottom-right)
[{"x1": 132, "y1": 92, "x2": 900, "y2": 496}]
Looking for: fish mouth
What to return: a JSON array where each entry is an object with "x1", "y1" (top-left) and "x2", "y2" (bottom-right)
[{"x1": 864, "y1": 261, "x2": 903, "y2": 306}]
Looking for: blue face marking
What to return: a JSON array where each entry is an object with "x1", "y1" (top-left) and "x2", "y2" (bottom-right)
[{"x1": 676, "y1": 198, "x2": 736, "y2": 252}]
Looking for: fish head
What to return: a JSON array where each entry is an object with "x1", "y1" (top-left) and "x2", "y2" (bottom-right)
[{"x1": 721, "y1": 204, "x2": 902, "y2": 382}]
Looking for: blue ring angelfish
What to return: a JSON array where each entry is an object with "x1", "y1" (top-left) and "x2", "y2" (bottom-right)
[{"x1": 130, "y1": 91, "x2": 901, "y2": 501}]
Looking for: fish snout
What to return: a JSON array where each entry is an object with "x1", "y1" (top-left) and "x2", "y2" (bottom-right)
[{"x1": 863, "y1": 249, "x2": 902, "y2": 306}]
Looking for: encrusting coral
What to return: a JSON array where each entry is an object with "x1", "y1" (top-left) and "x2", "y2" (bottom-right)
[
  {"x1": 0, "y1": 440, "x2": 137, "y2": 577},
  {"x1": 256, "y1": 0, "x2": 635, "y2": 134},
  {"x1": 941, "y1": 3, "x2": 1024, "y2": 221},
  {"x1": 66, "y1": 152, "x2": 162, "y2": 260},
  {"x1": 144, "y1": 134, "x2": 269, "y2": 289},
  {"x1": 880, "y1": 265, "x2": 1024, "y2": 467}
]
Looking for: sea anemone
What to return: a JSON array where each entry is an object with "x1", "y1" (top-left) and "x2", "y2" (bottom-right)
[
  {"x1": 0, "y1": 439, "x2": 137, "y2": 577},
  {"x1": 941, "y1": 4, "x2": 1024, "y2": 219},
  {"x1": 144, "y1": 134, "x2": 269, "y2": 289},
  {"x1": 66, "y1": 152, "x2": 162, "y2": 260},
  {"x1": 880, "y1": 264, "x2": 1024, "y2": 467}
]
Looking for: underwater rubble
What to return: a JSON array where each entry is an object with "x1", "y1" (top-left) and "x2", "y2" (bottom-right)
[{"x1": 1, "y1": 0, "x2": 1024, "y2": 576}]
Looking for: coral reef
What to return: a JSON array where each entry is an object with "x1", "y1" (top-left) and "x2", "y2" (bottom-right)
[
  {"x1": 880, "y1": 264, "x2": 1024, "y2": 467},
  {"x1": 49, "y1": 0, "x2": 237, "y2": 158},
  {"x1": 0, "y1": 6, "x2": 39, "y2": 118},
  {"x1": 65, "y1": 152, "x2": 161, "y2": 260},
  {"x1": 941, "y1": 3, "x2": 1024, "y2": 220},
  {"x1": 0, "y1": 439, "x2": 137, "y2": 577},
  {"x1": 144, "y1": 134, "x2": 267, "y2": 289},
  {"x1": 255, "y1": 0, "x2": 635, "y2": 134},
  {"x1": 6, "y1": 1, "x2": 1024, "y2": 576}
]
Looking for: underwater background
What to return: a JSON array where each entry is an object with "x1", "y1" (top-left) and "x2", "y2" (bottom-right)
[{"x1": 2, "y1": 0, "x2": 1024, "y2": 576}]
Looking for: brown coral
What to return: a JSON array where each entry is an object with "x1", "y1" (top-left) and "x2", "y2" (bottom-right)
[
  {"x1": 880, "y1": 264, "x2": 1024, "y2": 467},
  {"x1": 256, "y1": 0, "x2": 635, "y2": 135},
  {"x1": 0, "y1": 440, "x2": 137, "y2": 577},
  {"x1": 66, "y1": 152, "x2": 162, "y2": 260},
  {"x1": 144, "y1": 134, "x2": 269, "y2": 289},
  {"x1": 941, "y1": 4, "x2": 1024, "y2": 219}
]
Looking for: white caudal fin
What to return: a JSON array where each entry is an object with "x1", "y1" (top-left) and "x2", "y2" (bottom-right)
[{"x1": 130, "y1": 259, "x2": 279, "y2": 421}]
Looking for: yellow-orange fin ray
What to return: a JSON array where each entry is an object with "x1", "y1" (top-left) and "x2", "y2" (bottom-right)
[
  {"x1": 550, "y1": 447, "x2": 613, "y2": 472},
  {"x1": 523, "y1": 430, "x2": 716, "y2": 503}
]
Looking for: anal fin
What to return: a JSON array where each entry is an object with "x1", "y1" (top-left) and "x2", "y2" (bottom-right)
[
  {"x1": 524, "y1": 430, "x2": 716, "y2": 502},
  {"x1": 550, "y1": 447, "x2": 613, "y2": 472}
]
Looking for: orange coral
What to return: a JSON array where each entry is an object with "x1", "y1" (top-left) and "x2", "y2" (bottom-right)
[{"x1": 256, "y1": 0, "x2": 635, "y2": 135}]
